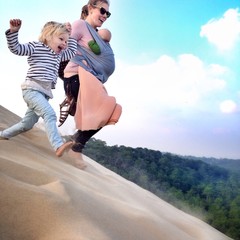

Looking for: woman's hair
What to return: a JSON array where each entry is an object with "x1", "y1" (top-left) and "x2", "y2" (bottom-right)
[
  {"x1": 87, "y1": 0, "x2": 110, "y2": 7},
  {"x1": 39, "y1": 21, "x2": 70, "y2": 44},
  {"x1": 81, "y1": 5, "x2": 89, "y2": 19}
]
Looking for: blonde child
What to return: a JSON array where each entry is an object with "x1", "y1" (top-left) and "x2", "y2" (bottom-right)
[{"x1": 0, "y1": 19, "x2": 77, "y2": 157}]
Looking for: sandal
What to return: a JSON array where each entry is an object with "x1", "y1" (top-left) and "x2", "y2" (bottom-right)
[{"x1": 58, "y1": 97, "x2": 75, "y2": 127}]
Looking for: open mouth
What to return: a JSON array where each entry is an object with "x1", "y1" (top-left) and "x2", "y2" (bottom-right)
[
  {"x1": 58, "y1": 46, "x2": 63, "y2": 53},
  {"x1": 99, "y1": 17, "x2": 105, "y2": 24}
]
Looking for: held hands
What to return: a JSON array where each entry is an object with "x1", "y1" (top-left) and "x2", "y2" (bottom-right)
[
  {"x1": 9, "y1": 19, "x2": 22, "y2": 33},
  {"x1": 65, "y1": 22, "x2": 72, "y2": 35}
]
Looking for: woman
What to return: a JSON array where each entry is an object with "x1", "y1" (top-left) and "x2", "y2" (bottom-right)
[{"x1": 62, "y1": 0, "x2": 121, "y2": 154}]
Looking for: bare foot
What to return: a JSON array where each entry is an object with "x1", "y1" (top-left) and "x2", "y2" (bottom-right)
[
  {"x1": 56, "y1": 141, "x2": 73, "y2": 157},
  {"x1": 67, "y1": 149, "x2": 87, "y2": 170}
]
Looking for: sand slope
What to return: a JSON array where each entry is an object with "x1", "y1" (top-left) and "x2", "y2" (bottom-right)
[{"x1": 0, "y1": 105, "x2": 232, "y2": 240}]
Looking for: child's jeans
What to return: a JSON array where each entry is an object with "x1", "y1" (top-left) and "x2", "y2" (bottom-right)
[{"x1": 1, "y1": 89, "x2": 63, "y2": 150}]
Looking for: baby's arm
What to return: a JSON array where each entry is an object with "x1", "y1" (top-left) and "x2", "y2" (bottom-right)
[{"x1": 9, "y1": 19, "x2": 22, "y2": 33}]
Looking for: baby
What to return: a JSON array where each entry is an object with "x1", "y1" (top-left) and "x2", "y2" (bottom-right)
[
  {"x1": 98, "y1": 28, "x2": 111, "y2": 42},
  {"x1": 88, "y1": 28, "x2": 111, "y2": 55}
]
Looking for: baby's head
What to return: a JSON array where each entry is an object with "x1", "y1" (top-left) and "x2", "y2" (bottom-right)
[{"x1": 98, "y1": 28, "x2": 111, "y2": 42}]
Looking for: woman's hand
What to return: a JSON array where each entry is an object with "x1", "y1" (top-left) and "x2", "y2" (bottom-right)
[{"x1": 9, "y1": 19, "x2": 22, "y2": 33}]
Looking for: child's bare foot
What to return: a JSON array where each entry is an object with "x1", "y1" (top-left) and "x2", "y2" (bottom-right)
[{"x1": 56, "y1": 141, "x2": 73, "y2": 157}]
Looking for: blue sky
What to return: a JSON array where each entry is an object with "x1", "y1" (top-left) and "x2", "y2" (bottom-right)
[{"x1": 0, "y1": 0, "x2": 239, "y2": 159}]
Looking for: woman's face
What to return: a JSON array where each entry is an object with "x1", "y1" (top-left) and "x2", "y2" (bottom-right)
[{"x1": 87, "y1": 2, "x2": 110, "y2": 28}]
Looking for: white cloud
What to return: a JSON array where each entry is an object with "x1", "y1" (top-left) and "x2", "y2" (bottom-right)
[
  {"x1": 200, "y1": 8, "x2": 240, "y2": 51},
  {"x1": 106, "y1": 54, "x2": 229, "y2": 114},
  {"x1": 220, "y1": 99, "x2": 237, "y2": 113},
  {"x1": 93, "y1": 54, "x2": 234, "y2": 152}
]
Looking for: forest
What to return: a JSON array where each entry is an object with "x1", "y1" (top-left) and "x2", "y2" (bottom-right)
[{"x1": 83, "y1": 138, "x2": 240, "y2": 240}]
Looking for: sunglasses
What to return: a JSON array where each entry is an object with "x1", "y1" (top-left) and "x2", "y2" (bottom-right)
[{"x1": 96, "y1": 6, "x2": 111, "y2": 18}]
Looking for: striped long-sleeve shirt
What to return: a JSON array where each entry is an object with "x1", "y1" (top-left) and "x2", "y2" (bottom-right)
[{"x1": 5, "y1": 29, "x2": 77, "y2": 98}]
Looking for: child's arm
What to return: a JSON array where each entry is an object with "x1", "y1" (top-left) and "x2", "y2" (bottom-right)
[
  {"x1": 6, "y1": 19, "x2": 34, "y2": 56},
  {"x1": 61, "y1": 37, "x2": 77, "y2": 62},
  {"x1": 61, "y1": 22, "x2": 77, "y2": 61}
]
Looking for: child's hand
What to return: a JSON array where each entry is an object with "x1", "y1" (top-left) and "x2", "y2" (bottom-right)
[
  {"x1": 9, "y1": 19, "x2": 22, "y2": 33},
  {"x1": 65, "y1": 22, "x2": 72, "y2": 35}
]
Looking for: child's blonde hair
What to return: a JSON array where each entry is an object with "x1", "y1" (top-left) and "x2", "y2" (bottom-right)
[{"x1": 39, "y1": 21, "x2": 70, "y2": 44}]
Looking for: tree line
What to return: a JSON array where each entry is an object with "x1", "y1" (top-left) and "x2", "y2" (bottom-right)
[{"x1": 81, "y1": 138, "x2": 240, "y2": 239}]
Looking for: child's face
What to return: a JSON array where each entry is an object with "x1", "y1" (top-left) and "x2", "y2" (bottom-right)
[{"x1": 47, "y1": 33, "x2": 69, "y2": 54}]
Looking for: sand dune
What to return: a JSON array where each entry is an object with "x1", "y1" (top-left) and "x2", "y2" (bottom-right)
[{"x1": 0, "y1": 105, "x2": 232, "y2": 240}]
